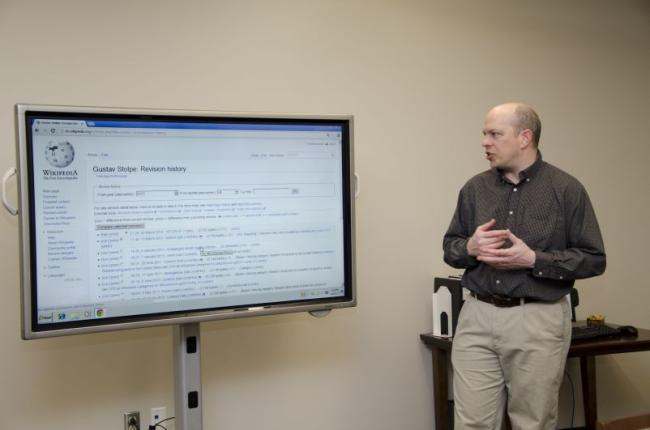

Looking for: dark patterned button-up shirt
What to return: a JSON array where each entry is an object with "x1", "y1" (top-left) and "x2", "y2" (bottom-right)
[{"x1": 443, "y1": 153, "x2": 606, "y2": 301}]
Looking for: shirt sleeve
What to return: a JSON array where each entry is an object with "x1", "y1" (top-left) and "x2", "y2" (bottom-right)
[
  {"x1": 443, "y1": 185, "x2": 480, "y2": 269},
  {"x1": 532, "y1": 184, "x2": 606, "y2": 280}
]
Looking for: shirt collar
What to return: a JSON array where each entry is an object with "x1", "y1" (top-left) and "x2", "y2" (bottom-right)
[{"x1": 496, "y1": 151, "x2": 543, "y2": 184}]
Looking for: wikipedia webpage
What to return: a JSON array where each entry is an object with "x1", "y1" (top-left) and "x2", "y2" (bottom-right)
[{"x1": 31, "y1": 119, "x2": 346, "y2": 324}]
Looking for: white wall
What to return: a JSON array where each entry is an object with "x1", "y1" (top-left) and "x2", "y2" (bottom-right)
[{"x1": 0, "y1": 1, "x2": 648, "y2": 429}]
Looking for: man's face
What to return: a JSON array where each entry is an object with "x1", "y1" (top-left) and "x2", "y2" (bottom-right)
[{"x1": 482, "y1": 108, "x2": 523, "y2": 172}]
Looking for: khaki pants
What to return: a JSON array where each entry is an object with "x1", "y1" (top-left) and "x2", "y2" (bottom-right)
[{"x1": 451, "y1": 295, "x2": 571, "y2": 430}]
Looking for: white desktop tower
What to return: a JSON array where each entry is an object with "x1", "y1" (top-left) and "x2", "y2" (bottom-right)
[{"x1": 432, "y1": 277, "x2": 467, "y2": 338}]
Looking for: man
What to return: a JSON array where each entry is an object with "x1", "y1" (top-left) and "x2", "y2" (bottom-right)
[{"x1": 443, "y1": 103, "x2": 606, "y2": 429}]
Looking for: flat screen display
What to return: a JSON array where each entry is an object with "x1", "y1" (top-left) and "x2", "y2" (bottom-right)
[{"x1": 16, "y1": 105, "x2": 355, "y2": 339}]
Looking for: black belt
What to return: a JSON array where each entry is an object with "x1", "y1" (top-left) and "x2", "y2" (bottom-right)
[{"x1": 470, "y1": 292, "x2": 542, "y2": 308}]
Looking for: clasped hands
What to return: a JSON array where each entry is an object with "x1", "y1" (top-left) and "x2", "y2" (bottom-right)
[{"x1": 467, "y1": 219, "x2": 536, "y2": 270}]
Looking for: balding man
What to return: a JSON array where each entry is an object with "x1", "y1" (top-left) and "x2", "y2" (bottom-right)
[{"x1": 443, "y1": 103, "x2": 606, "y2": 429}]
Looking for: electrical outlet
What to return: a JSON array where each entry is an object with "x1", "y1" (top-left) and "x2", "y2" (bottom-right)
[
  {"x1": 150, "y1": 406, "x2": 167, "y2": 427},
  {"x1": 124, "y1": 411, "x2": 141, "y2": 430}
]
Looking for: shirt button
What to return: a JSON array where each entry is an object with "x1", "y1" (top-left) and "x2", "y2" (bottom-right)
[
  {"x1": 513, "y1": 188, "x2": 518, "y2": 192},
  {"x1": 559, "y1": 276, "x2": 563, "y2": 280},
  {"x1": 509, "y1": 210, "x2": 514, "y2": 215},
  {"x1": 538, "y1": 271, "x2": 543, "y2": 275},
  {"x1": 526, "y1": 178, "x2": 531, "y2": 182},
  {"x1": 496, "y1": 280, "x2": 501, "y2": 284}
]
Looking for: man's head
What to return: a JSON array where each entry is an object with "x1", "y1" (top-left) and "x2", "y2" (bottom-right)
[{"x1": 482, "y1": 102, "x2": 541, "y2": 175}]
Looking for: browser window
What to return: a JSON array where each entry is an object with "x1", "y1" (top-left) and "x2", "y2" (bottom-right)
[{"x1": 31, "y1": 118, "x2": 347, "y2": 325}]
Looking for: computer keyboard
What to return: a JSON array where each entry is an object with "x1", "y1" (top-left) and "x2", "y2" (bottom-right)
[{"x1": 571, "y1": 324, "x2": 621, "y2": 341}]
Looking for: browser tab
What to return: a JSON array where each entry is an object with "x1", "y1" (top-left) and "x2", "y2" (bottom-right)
[{"x1": 36, "y1": 119, "x2": 86, "y2": 127}]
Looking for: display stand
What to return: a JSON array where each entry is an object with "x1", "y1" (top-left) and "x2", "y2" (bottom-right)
[
  {"x1": 174, "y1": 323, "x2": 203, "y2": 430},
  {"x1": 171, "y1": 314, "x2": 329, "y2": 430}
]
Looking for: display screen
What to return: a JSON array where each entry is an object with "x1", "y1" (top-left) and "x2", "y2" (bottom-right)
[{"x1": 17, "y1": 106, "x2": 355, "y2": 338}]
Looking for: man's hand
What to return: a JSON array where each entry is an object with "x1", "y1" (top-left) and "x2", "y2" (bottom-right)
[
  {"x1": 467, "y1": 219, "x2": 509, "y2": 257},
  {"x1": 477, "y1": 230, "x2": 536, "y2": 270}
]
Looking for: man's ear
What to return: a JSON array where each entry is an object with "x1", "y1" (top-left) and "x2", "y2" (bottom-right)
[{"x1": 519, "y1": 129, "x2": 534, "y2": 148}]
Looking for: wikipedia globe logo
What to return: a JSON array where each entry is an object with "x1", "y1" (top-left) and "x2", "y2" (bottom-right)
[{"x1": 45, "y1": 141, "x2": 75, "y2": 168}]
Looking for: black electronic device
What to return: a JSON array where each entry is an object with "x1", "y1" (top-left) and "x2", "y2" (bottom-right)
[
  {"x1": 571, "y1": 324, "x2": 621, "y2": 341},
  {"x1": 617, "y1": 325, "x2": 639, "y2": 337}
]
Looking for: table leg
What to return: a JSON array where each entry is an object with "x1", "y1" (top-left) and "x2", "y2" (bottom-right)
[
  {"x1": 580, "y1": 355, "x2": 597, "y2": 430},
  {"x1": 432, "y1": 348, "x2": 450, "y2": 430}
]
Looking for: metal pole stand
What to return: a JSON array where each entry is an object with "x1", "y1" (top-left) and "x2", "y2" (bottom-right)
[{"x1": 174, "y1": 323, "x2": 203, "y2": 430}]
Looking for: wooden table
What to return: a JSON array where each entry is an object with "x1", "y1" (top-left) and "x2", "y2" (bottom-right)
[{"x1": 420, "y1": 324, "x2": 650, "y2": 430}]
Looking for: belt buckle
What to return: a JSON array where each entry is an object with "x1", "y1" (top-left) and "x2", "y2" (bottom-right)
[{"x1": 492, "y1": 295, "x2": 513, "y2": 307}]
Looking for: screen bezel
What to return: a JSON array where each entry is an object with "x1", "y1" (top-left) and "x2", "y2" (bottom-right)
[{"x1": 16, "y1": 104, "x2": 356, "y2": 339}]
